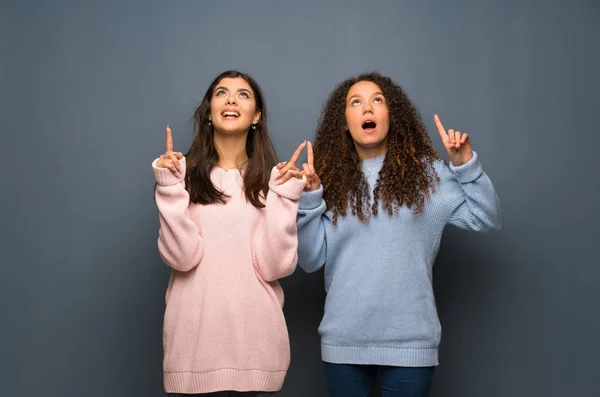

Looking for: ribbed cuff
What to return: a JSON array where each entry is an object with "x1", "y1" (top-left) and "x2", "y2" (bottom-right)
[
  {"x1": 321, "y1": 343, "x2": 439, "y2": 367},
  {"x1": 449, "y1": 151, "x2": 483, "y2": 184},
  {"x1": 299, "y1": 186, "x2": 323, "y2": 210},
  {"x1": 268, "y1": 167, "x2": 306, "y2": 200},
  {"x1": 153, "y1": 157, "x2": 186, "y2": 186}
]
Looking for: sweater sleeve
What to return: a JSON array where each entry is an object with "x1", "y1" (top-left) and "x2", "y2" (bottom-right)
[
  {"x1": 252, "y1": 167, "x2": 306, "y2": 282},
  {"x1": 442, "y1": 151, "x2": 502, "y2": 232},
  {"x1": 296, "y1": 186, "x2": 328, "y2": 273},
  {"x1": 153, "y1": 157, "x2": 206, "y2": 272}
]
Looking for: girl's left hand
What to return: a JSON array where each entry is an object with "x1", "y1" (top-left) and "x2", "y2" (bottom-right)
[
  {"x1": 434, "y1": 114, "x2": 473, "y2": 167},
  {"x1": 276, "y1": 141, "x2": 306, "y2": 184}
]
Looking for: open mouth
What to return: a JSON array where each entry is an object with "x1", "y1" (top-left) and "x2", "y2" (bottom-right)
[
  {"x1": 362, "y1": 120, "x2": 377, "y2": 131},
  {"x1": 221, "y1": 110, "x2": 240, "y2": 119}
]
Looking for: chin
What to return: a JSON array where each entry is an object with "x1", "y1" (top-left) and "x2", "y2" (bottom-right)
[
  {"x1": 216, "y1": 125, "x2": 250, "y2": 135},
  {"x1": 360, "y1": 137, "x2": 384, "y2": 146}
]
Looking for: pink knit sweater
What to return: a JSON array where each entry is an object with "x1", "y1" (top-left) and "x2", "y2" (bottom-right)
[{"x1": 153, "y1": 157, "x2": 306, "y2": 394}]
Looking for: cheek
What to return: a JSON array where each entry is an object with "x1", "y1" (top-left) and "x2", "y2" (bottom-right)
[
  {"x1": 346, "y1": 129, "x2": 360, "y2": 143},
  {"x1": 209, "y1": 100, "x2": 221, "y2": 116},
  {"x1": 381, "y1": 109, "x2": 390, "y2": 125},
  {"x1": 243, "y1": 103, "x2": 257, "y2": 117},
  {"x1": 345, "y1": 108, "x2": 361, "y2": 126},
  {"x1": 246, "y1": 110, "x2": 258, "y2": 123}
]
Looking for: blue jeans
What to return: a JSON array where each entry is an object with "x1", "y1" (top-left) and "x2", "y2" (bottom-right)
[{"x1": 324, "y1": 362, "x2": 435, "y2": 397}]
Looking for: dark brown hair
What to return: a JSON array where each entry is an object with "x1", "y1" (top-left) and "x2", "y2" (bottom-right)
[
  {"x1": 185, "y1": 70, "x2": 277, "y2": 208},
  {"x1": 313, "y1": 72, "x2": 440, "y2": 224}
]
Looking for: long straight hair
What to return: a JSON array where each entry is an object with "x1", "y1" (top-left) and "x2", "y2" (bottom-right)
[{"x1": 185, "y1": 70, "x2": 277, "y2": 208}]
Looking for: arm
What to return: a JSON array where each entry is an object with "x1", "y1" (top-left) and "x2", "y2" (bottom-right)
[
  {"x1": 252, "y1": 167, "x2": 307, "y2": 282},
  {"x1": 296, "y1": 186, "x2": 328, "y2": 273},
  {"x1": 153, "y1": 157, "x2": 206, "y2": 272},
  {"x1": 445, "y1": 151, "x2": 502, "y2": 232}
]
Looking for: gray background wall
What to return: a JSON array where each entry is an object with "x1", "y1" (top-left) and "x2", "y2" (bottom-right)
[{"x1": 2, "y1": 0, "x2": 599, "y2": 396}]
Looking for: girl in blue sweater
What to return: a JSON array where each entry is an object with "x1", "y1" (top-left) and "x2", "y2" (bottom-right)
[{"x1": 278, "y1": 72, "x2": 501, "y2": 396}]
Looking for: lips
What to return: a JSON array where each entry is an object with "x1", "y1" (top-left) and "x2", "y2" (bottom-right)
[
  {"x1": 221, "y1": 108, "x2": 240, "y2": 119},
  {"x1": 362, "y1": 119, "x2": 377, "y2": 132}
]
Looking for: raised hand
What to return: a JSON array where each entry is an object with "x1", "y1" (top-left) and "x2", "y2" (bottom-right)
[
  {"x1": 276, "y1": 141, "x2": 321, "y2": 191},
  {"x1": 276, "y1": 141, "x2": 307, "y2": 185},
  {"x1": 156, "y1": 126, "x2": 184, "y2": 175},
  {"x1": 434, "y1": 114, "x2": 473, "y2": 167},
  {"x1": 300, "y1": 141, "x2": 320, "y2": 191}
]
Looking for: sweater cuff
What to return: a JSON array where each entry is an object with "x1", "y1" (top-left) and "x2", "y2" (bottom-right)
[
  {"x1": 152, "y1": 157, "x2": 186, "y2": 186},
  {"x1": 299, "y1": 185, "x2": 324, "y2": 210},
  {"x1": 268, "y1": 166, "x2": 306, "y2": 200},
  {"x1": 449, "y1": 151, "x2": 483, "y2": 184}
]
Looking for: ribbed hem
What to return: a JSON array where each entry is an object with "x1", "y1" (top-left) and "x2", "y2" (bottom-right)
[
  {"x1": 164, "y1": 368, "x2": 286, "y2": 393},
  {"x1": 321, "y1": 343, "x2": 439, "y2": 367}
]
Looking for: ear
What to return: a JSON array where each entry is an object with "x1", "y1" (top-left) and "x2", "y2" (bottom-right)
[{"x1": 252, "y1": 111, "x2": 262, "y2": 125}]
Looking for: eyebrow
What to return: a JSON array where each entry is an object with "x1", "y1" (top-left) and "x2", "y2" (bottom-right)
[
  {"x1": 214, "y1": 86, "x2": 253, "y2": 95},
  {"x1": 347, "y1": 91, "x2": 385, "y2": 101}
]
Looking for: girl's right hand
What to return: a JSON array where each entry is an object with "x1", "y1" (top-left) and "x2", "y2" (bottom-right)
[{"x1": 156, "y1": 126, "x2": 183, "y2": 175}]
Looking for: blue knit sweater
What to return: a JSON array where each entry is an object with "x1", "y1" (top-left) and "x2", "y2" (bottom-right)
[{"x1": 296, "y1": 151, "x2": 501, "y2": 366}]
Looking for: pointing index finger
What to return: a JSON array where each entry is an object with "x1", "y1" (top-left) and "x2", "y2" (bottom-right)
[
  {"x1": 166, "y1": 126, "x2": 173, "y2": 153},
  {"x1": 289, "y1": 141, "x2": 307, "y2": 164},
  {"x1": 307, "y1": 141, "x2": 314, "y2": 166},
  {"x1": 433, "y1": 114, "x2": 448, "y2": 142}
]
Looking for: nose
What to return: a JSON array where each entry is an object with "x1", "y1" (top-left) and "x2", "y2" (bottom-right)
[
  {"x1": 226, "y1": 93, "x2": 237, "y2": 105},
  {"x1": 362, "y1": 102, "x2": 373, "y2": 114}
]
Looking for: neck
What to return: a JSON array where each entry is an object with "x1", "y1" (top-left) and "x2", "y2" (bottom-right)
[
  {"x1": 355, "y1": 144, "x2": 387, "y2": 161},
  {"x1": 214, "y1": 130, "x2": 249, "y2": 169}
]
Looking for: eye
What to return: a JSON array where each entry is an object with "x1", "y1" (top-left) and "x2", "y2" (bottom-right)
[
  {"x1": 374, "y1": 97, "x2": 384, "y2": 104},
  {"x1": 215, "y1": 89, "x2": 226, "y2": 96},
  {"x1": 352, "y1": 99, "x2": 361, "y2": 106},
  {"x1": 239, "y1": 91, "x2": 250, "y2": 99}
]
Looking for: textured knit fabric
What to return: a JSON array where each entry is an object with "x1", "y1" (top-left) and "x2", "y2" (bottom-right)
[
  {"x1": 153, "y1": 157, "x2": 306, "y2": 393},
  {"x1": 296, "y1": 151, "x2": 501, "y2": 367}
]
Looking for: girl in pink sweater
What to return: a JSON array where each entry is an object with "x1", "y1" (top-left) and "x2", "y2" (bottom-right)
[{"x1": 152, "y1": 70, "x2": 307, "y2": 396}]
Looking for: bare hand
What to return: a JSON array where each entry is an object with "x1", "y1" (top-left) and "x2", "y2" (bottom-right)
[
  {"x1": 156, "y1": 126, "x2": 184, "y2": 175},
  {"x1": 434, "y1": 114, "x2": 473, "y2": 167},
  {"x1": 276, "y1": 141, "x2": 307, "y2": 185},
  {"x1": 300, "y1": 141, "x2": 320, "y2": 191}
]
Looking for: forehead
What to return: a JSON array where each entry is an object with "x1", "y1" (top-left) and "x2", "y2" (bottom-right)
[
  {"x1": 346, "y1": 81, "x2": 383, "y2": 98},
  {"x1": 215, "y1": 77, "x2": 253, "y2": 92}
]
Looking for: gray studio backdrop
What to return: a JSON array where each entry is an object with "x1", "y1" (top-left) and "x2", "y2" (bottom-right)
[{"x1": 2, "y1": 1, "x2": 599, "y2": 396}]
